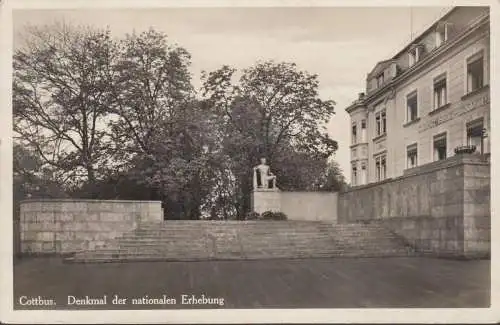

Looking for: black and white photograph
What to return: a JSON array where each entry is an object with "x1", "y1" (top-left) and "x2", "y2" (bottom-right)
[{"x1": 1, "y1": 0, "x2": 497, "y2": 323}]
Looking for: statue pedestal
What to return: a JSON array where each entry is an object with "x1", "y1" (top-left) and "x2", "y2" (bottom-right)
[{"x1": 251, "y1": 188, "x2": 281, "y2": 214}]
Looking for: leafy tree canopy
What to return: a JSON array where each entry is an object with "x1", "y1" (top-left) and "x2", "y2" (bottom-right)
[{"x1": 13, "y1": 24, "x2": 346, "y2": 220}]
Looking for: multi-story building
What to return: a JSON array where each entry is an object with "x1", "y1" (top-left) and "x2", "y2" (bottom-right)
[{"x1": 346, "y1": 6, "x2": 490, "y2": 186}]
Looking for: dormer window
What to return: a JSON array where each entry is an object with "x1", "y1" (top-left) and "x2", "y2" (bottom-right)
[
  {"x1": 408, "y1": 44, "x2": 423, "y2": 67},
  {"x1": 376, "y1": 72, "x2": 384, "y2": 88},
  {"x1": 435, "y1": 22, "x2": 449, "y2": 47}
]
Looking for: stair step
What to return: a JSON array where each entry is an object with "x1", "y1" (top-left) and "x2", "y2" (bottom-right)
[{"x1": 65, "y1": 221, "x2": 412, "y2": 263}]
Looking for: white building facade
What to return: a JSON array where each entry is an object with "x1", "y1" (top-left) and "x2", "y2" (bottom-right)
[{"x1": 346, "y1": 6, "x2": 490, "y2": 186}]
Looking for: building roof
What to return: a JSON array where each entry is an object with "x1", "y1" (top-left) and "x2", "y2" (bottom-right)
[
  {"x1": 366, "y1": 7, "x2": 456, "y2": 80},
  {"x1": 366, "y1": 59, "x2": 395, "y2": 80},
  {"x1": 389, "y1": 7, "x2": 456, "y2": 62}
]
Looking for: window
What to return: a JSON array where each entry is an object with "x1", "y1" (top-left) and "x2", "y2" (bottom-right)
[
  {"x1": 381, "y1": 111, "x2": 386, "y2": 134},
  {"x1": 409, "y1": 52, "x2": 416, "y2": 67},
  {"x1": 361, "y1": 119, "x2": 367, "y2": 142},
  {"x1": 351, "y1": 123, "x2": 357, "y2": 145},
  {"x1": 352, "y1": 148, "x2": 357, "y2": 159},
  {"x1": 376, "y1": 73, "x2": 384, "y2": 88},
  {"x1": 467, "y1": 118, "x2": 484, "y2": 154},
  {"x1": 351, "y1": 165, "x2": 357, "y2": 186},
  {"x1": 467, "y1": 53, "x2": 484, "y2": 93},
  {"x1": 375, "y1": 110, "x2": 386, "y2": 136},
  {"x1": 433, "y1": 133, "x2": 447, "y2": 161},
  {"x1": 433, "y1": 75, "x2": 447, "y2": 109},
  {"x1": 406, "y1": 91, "x2": 418, "y2": 122},
  {"x1": 435, "y1": 23, "x2": 448, "y2": 47},
  {"x1": 406, "y1": 143, "x2": 418, "y2": 169},
  {"x1": 361, "y1": 163, "x2": 367, "y2": 185},
  {"x1": 375, "y1": 114, "x2": 381, "y2": 135},
  {"x1": 375, "y1": 155, "x2": 386, "y2": 182},
  {"x1": 408, "y1": 46, "x2": 421, "y2": 67}
]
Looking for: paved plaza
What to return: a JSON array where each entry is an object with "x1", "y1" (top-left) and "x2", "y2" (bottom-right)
[{"x1": 13, "y1": 257, "x2": 490, "y2": 309}]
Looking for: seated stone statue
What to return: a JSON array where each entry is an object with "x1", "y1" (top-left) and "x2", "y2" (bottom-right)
[{"x1": 253, "y1": 158, "x2": 277, "y2": 190}]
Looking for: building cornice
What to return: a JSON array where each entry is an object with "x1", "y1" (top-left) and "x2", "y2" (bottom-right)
[
  {"x1": 350, "y1": 142, "x2": 368, "y2": 149},
  {"x1": 345, "y1": 101, "x2": 366, "y2": 114}
]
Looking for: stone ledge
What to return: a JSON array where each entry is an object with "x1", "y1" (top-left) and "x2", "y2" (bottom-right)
[
  {"x1": 339, "y1": 156, "x2": 487, "y2": 193},
  {"x1": 402, "y1": 117, "x2": 421, "y2": 128},
  {"x1": 403, "y1": 154, "x2": 489, "y2": 178},
  {"x1": 428, "y1": 103, "x2": 451, "y2": 116},
  {"x1": 20, "y1": 199, "x2": 162, "y2": 204},
  {"x1": 461, "y1": 84, "x2": 490, "y2": 101}
]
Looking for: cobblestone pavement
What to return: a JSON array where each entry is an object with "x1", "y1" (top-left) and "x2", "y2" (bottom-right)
[{"x1": 13, "y1": 257, "x2": 490, "y2": 309}]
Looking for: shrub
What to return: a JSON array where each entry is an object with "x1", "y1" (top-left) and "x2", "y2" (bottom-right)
[
  {"x1": 261, "y1": 211, "x2": 275, "y2": 220},
  {"x1": 272, "y1": 212, "x2": 288, "y2": 220},
  {"x1": 261, "y1": 211, "x2": 288, "y2": 221},
  {"x1": 245, "y1": 211, "x2": 260, "y2": 220}
]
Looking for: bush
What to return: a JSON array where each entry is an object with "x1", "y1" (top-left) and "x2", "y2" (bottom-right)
[
  {"x1": 272, "y1": 212, "x2": 288, "y2": 220},
  {"x1": 261, "y1": 211, "x2": 288, "y2": 221},
  {"x1": 245, "y1": 211, "x2": 260, "y2": 220},
  {"x1": 261, "y1": 211, "x2": 274, "y2": 220}
]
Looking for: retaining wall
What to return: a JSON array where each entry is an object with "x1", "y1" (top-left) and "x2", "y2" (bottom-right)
[
  {"x1": 338, "y1": 154, "x2": 490, "y2": 258},
  {"x1": 19, "y1": 199, "x2": 162, "y2": 254},
  {"x1": 252, "y1": 191, "x2": 338, "y2": 222},
  {"x1": 281, "y1": 192, "x2": 338, "y2": 221}
]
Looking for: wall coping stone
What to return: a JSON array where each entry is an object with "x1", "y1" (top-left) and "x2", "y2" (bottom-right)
[
  {"x1": 403, "y1": 154, "x2": 489, "y2": 177},
  {"x1": 341, "y1": 155, "x2": 489, "y2": 194},
  {"x1": 280, "y1": 191, "x2": 338, "y2": 194},
  {"x1": 20, "y1": 199, "x2": 162, "y2": 204}
]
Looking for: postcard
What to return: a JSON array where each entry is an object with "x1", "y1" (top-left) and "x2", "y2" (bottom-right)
[{"x1": 1, "y1": 0, "x2": 498, "y2": 323}]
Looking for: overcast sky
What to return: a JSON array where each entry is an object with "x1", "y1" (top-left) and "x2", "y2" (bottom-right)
[{"x1": 13, "y1": 6, "x2": 452, "y2": 182}]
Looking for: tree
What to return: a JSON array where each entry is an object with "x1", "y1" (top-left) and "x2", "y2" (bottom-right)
[
  {"x1": 108, "y1": 29, "x2": 194, "y2": 163},
  {"x1": 13, "y1": 143, "x2": 67, "y2": 208},
  {"x1": 108, "y1": 29, "x2": 217, "y2": 219},
  {"x1": 13, "y1": 23, "x2": 346, "y2": 221},
  {"x1": 313, "y1": 160, "x2": 348, "y2": 192},
  {"x1": 13, "y1": 24, "x2": 220, "y2": 219},
  {"x1": 13, "y1": 23, "x2": 116, "y2": 189},
  {"x1": 202, "y1": 62, "x2": 337, "y2": 159},
  {"x1": 201, "y1": 61, "x2": 340, "y2": 218}
]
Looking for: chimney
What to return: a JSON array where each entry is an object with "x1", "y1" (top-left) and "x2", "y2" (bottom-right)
[{"x1": 358, "y1": 92, "x2": 365, "y2": 99}]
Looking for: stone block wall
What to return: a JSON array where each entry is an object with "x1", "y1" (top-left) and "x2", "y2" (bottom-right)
[
  {"x1": 252, "y1": 190, "x2": 338, "y2": 222},
  {"x1": 19, "y1": 199, "x2": 162, "y2": 254},
  {"x1": 463, "y1": 162, "x2": 491, "y2": 256},
  {"x1": 338, "y1": 154, "x2": 490, "y2": 258},
  {"x1": 281, "y1": 192, "x2": 338, "y2": 221},
  {"x1": 251, "y1": 190, "x2": 281, "y2": 214}
]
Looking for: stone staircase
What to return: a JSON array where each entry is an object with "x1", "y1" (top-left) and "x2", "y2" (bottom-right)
[{"x1": 64, "y1": 221, "x2": 414, "y2": 263}]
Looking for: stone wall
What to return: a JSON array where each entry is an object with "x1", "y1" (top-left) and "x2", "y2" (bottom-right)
[
  {"x1": 338, "y1": 154, "x2": 490, "y2": 258},
  {"x1": 463, "y1": 161, "x2": 491, "y2": 256},
  {"x1": 252, "y1": 191, "x2": 338, "y2": 222},
  {"x1": 251, "y1": 190, "x2": 281, "y2": 214},
  {"x1": 19, "y1": 199, "x2": 163, "y2": 254},
  {"x1": 281, "y1": 192, "x2": 338, "y2": 221}
]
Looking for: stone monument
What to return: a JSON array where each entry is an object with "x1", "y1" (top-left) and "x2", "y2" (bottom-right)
[
  {"x1": 253, "y1": 158, "x2": 277, "y2": 190},
  {"x1": 251, "y1": 158, "x2": 281, "y2": 213}
]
